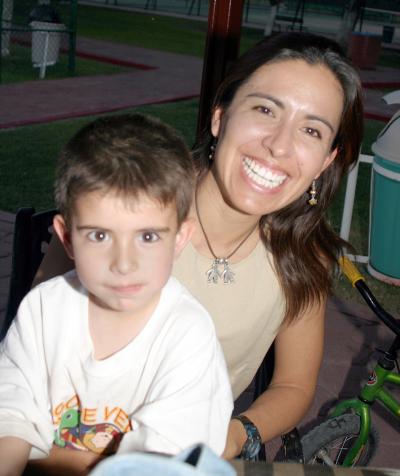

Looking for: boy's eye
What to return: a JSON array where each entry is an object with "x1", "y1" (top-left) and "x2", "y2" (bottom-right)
[
  {"x1": 88, "y1": 231, "x2": 109, "y2": 242},
  {"x1": 140, "y1": 231, "x2": 160, "y2": 243}
]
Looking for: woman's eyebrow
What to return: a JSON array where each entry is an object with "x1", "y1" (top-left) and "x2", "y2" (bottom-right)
[
  {"x1": 247, "y1": 93, "x2": 284, "y2": 109},
  {"x1": 247, "y1": 93, "x2": 335, "y2": 133},
  {"x1": 306, "y1": 114, "x2": 335, "y2": 133}
]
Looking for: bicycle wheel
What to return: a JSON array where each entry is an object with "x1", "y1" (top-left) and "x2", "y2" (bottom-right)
[{"x1": 301, "y1": 414, "x2": 379, "y2": 466}]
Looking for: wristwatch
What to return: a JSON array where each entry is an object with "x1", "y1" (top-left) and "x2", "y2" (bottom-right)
[{"x1": 232, "y1": 414, "x2": 262, "y2": 461}]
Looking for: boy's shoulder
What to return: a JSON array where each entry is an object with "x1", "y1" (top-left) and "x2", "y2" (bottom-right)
[
  {"x1": 28, "y1": 269, "x2": 82, "y2": 300},
  {"x1": 35, "y1": 269, "x2": 79, "y2": 287},
  {"x1": 161, "y1": 276, "x2": 215, "y2": 333}
]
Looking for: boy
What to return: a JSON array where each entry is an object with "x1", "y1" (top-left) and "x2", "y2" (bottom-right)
[{"x1": 0, "y1": 114, "x2": 233, "y2": 475}]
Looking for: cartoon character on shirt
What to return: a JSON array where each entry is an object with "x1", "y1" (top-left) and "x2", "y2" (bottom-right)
[{"x1": 54, "y1": 408, "x2": 123, "y2": 454}]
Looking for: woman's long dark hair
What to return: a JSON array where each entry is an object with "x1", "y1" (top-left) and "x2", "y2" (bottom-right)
[{"x1": 193, "y1": 32, "x2": 363, "y2": 324}]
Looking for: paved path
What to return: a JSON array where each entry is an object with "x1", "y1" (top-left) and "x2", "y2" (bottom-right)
[
  {"x1": 0, "y1": 36, "x2": 399, "y2": 468},
  {"x1": 0, "y1": 37, "x2": 203, "y2": 129},
  {"x1": 0, "y1": 37, "x2": 399, "y2": 129}
]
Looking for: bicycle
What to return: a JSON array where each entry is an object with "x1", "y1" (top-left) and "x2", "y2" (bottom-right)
[{"x1": 300, "y1": 256, "x2": 400, "y2": 467}]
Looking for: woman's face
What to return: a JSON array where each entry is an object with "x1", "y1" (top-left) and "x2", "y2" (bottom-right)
[{"x1": 210, "y1": 59, "x2": 344, "y2": 216}]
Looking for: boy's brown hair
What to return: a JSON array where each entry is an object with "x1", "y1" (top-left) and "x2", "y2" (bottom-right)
[{"x1": 55, "y1": 114, "x2": 194, "y2": 227}]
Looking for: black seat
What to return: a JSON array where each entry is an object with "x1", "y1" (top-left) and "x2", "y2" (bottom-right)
[{"x1": 2, "y1": 207, "x2": 57, "y2": 340}]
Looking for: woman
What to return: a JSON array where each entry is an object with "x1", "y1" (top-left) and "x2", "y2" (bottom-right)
[
  {"x1": 32, "y1": 31, "x2": 362, "y2": 471},
  {"x1": 175, "y1": 31, "x2": 362, "y2": 459}
]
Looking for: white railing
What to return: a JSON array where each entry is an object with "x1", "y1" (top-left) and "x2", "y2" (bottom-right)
[{"x1": 340, "y1": 153, "x2": 373, "y2": 263}]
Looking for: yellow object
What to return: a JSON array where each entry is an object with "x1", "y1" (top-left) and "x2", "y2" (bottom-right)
[{"x1": 339, "y1": 256, "x2": 365, "y2": 287}]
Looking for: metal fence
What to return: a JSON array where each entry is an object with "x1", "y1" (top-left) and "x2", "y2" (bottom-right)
[
  {"x1": 0, "y1": 0, "x2": 77, "y2": 83},
  {"x1": 80, "y1": 0, "x2": 400, "y2": 25}
]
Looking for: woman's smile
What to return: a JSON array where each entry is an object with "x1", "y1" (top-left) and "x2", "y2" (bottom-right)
[
  {"x1": 242, "y1": 156, "x2": 287, "y2": 190},
  {"x1": 210, "y1": 58, "x2": 343, "y2": 216}
]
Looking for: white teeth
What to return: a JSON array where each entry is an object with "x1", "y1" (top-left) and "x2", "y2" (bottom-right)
[{"x1": 243, "y1": 157, "x2": 287, "y2": 189}]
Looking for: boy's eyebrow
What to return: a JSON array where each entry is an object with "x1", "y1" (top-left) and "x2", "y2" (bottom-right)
[
  {"x1": 76, "y1": 226, "x2": 172, "y2": 233},
  {"x1": 76, "y1": 225, "x2": 111, "y2": 231},
  {"x1": 136, "y1": 227, "x2": 171, "y2": 233},
  {"x1": 247, "y1": 92, "x2": 335, "y2": 133}
]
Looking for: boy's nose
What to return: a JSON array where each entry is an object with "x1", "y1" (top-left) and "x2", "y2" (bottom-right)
[{"x1": 111, "y1": 243, "x2": 138, "y2": 275}]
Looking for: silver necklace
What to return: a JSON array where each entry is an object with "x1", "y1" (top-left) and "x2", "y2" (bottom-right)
[{"x1": 194, "y1": 190, "x2": 258, "y2": 284}]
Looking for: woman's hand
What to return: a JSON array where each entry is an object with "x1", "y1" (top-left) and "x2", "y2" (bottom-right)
[
  {"x1": 223, "y1": 300, "x2": 326, "y2": 461},
  {"x1": 222, "y1": 419, "x2": 247, "y2": 460},
  {"x1": 24, "y1": 446, "x2": 104, "y2": 476}
]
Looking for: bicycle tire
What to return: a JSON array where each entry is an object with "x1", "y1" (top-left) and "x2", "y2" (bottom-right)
[{"x1": 301, "y1": 414, "x2": 379, "y2": 466}]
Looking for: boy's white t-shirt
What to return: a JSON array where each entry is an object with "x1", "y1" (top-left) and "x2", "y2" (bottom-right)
[{"x1": 0, "y1": 271, "x2": 233, "y2": 458}]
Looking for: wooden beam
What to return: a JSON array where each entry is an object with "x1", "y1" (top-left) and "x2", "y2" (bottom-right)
[{"x1": 196, "y1": 0, "x2": 245, "y2": 138}]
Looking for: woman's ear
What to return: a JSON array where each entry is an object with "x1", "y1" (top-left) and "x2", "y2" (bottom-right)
[
  {"x1": 174, "y1": 218, "x2": 195, "y2": 259},
  {"x1": 316, "y1": 147, "x2": 339, "y2": 179},
  {"x1": 211, "y1": 107, "x2": 223, "y2": 138},
  {"x1": 53, "y1": 214, "x2": 74, "y2": 260}
]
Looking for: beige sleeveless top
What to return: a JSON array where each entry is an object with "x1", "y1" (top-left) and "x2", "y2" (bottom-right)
[{"x1": 172, "y1": 241, "x2": 285, "y2": 399}]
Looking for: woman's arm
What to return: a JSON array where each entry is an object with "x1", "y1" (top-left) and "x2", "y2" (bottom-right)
[
  {"x1": 0, "y1": 437, "x2": 30, "y2": 476},
  {"x1": 223, "y1": 300, "x2": 325, "y2": 459},
  {"x1": 24, "y1": 446, "x2": 103, "y2": 476},
  {"x1": 33, "y1": 233, "x2": 74, "y2": 287}
]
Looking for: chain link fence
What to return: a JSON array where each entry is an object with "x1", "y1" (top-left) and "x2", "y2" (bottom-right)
[{"x1": 0, "y1": 0, "x2": 77, "y2": 83}]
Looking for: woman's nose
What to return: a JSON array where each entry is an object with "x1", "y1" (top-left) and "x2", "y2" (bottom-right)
[
  {"x1": 110, "y1": 242, "x2": 138, "y2": 275},
  {"x1": 262, "y1": 123, "x2": 293, "y2": 158}
]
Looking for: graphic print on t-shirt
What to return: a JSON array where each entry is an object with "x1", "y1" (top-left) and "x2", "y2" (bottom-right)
[{"x1": 52, "y1": 394, "x2": 132, "y2": 454}]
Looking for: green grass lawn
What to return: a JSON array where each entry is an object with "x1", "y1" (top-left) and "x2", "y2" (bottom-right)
[
  {"x1": 4, "y1": 4, "x2": 398, "y2": 83},
  {"x1": 1, "y1": 43, "x2": 132, "y2": 84},
  {"x1": 0, "y1": 100, "x2": 199, "y2": 214},
  {"x1": 67, "y1": 4, "x2": 263, "y2": 58},
  {"x1": 0, "y1": 103, "x2": 398, "y2": 315}
]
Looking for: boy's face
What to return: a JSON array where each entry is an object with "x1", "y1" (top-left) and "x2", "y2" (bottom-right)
[{"x1": 54, "y1": 190, "x2": 193, "y2": 319}]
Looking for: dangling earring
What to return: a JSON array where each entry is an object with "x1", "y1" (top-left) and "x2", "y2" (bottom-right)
[
  {"x1": 308, "y1": 180, "x2": 318, "y2": 206},
  {"x1": 208, "y1": 139, "x2": 217, "y2": 161}
]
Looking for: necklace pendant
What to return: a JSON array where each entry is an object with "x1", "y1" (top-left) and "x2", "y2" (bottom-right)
[
  {"x1": 206, "y1": 259, "x2": 221, "y2": 284},
  {"x1": 222, "y1": 259, "x2": 235, "y2": 284},
  {"x1": 206, "y1": 258, "x2": 235, "y2": 284}
]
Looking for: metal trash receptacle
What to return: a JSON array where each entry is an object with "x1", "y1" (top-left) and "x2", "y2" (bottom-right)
[
  {"x1": 348, "y1": 32, "x2": 381, "y2": 69},
  {"x1": 30, "y1": 20, "x2": 64, "y2": 67},
  {"x1": 382, "y1": 25, "x2": 395, "y2": 44},
  {"x1": 368, "y1": 92, "x2": 400, "y2": 286},
  {"x1": 29, "y1": 4, "x2": 64, "y2": 78}
]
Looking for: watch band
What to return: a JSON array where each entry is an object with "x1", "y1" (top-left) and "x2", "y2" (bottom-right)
[{"x1": 232, "y1": 414, "x2": 262, "y2": 461}]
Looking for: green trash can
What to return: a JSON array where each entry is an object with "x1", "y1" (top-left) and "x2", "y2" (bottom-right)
[{"x1": 368, "y1": 97, "x2": 400, "y2": 286}]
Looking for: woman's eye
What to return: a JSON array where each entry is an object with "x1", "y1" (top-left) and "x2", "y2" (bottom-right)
[
  {"x1": 255, "y1": 106, "x2": 273, "y2": 116},
  {"x1": 304, "y1": 127, "x2": 321, "y2": 139},
  {"x1": 88, "y1": 231, "x2": 109, "y2": 242},
  {"x1": 140, "y1": 231, "x2": 160, "y2": 243}
]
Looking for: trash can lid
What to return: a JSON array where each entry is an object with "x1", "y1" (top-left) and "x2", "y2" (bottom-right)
[
  {"x1": 29, "y1": 5, "x2": 62, "y2": 24},
  {"x1": 372, "y1": 91, "x2": 400, "y2": 164}
]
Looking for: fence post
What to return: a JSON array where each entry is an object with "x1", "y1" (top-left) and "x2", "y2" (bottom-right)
[
  {"x1": 196, "y1": 0, "x2": 244, "y2": 139},
  {"x1": 68, "y1": 0, "x2": 77, "y2": 75}
]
